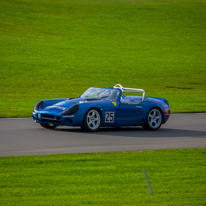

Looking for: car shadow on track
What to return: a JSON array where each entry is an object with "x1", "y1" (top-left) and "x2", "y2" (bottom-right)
[{"x1": 53, "y1": 126, "x2": 206, "y2": 139}]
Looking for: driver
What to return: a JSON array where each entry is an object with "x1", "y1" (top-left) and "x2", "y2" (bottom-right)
[
  {"x1": 109, "y1": 90, "x2": 119, "y2": 101},
  {"x1": 97, "y1": 90, "x2": 111, "y2": 99}
]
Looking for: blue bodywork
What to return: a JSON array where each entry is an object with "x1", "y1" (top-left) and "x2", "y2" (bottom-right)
[{"x1": 33, "y1": 87, "x2": 170, "y2": 128}]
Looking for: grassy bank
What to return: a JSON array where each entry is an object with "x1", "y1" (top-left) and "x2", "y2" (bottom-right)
[
  {"x1": 0, "y1": 0, "x2": 206, "y2": 117},
  {"x1": 0, "y1": 148, "x2": 205, "y2": 205}
]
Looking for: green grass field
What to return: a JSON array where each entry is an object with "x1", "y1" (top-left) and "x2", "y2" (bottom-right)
[
  {"x1": 0, "y1": 0, "x2": 206, "y2": 117},
  {"x1": 0, "y1": 149, "x2": 205, "y2": 205},
  {"x1": 0, "y1": 2, "x2": 205, "y2": 205}
]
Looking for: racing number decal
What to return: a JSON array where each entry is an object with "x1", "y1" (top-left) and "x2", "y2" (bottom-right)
[{"x1": 105, "y1": 112, "x2": 114, "y2": 123}]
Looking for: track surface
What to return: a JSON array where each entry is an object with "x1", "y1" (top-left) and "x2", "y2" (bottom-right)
[{"x1": 0, "y1": 114, "x2": 205, "y2": 156}]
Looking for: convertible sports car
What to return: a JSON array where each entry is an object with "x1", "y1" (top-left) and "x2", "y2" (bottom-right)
[{"x1": 33, "y1": 84, "x2": 170, "y2": 131}]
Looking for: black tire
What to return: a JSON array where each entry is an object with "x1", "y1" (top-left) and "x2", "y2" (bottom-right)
[
  {"x1": 81, "y1": 108, "x2": 101, "y2": 132},
  {"x1": 40, "y1": 123, "x2": 57, "y2": 129},
  {"x1": 143, "y1": 107, "x2": 162, "y2": 131}
]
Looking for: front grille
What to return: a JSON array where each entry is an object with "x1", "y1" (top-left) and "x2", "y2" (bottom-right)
[
  {"x1": 41, "y1": 119, "x2": 61, "y2": 123},
  {"x1": 41, "y1": 114, "x2": 55, "y2": 119}
]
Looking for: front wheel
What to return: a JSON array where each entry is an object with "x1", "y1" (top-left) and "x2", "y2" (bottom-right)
[
  {"x1": 81, "y1": 108, "x2": 101, "y2": 132},
  {"x1": 40, "y1": 123, "x2": 57, "y2": 129},
  {"x1": 143, "y1": 108, "x2": 162, "y2": 130}
]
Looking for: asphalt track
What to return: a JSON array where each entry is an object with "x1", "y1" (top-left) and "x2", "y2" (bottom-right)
[{"x1": 0, "y1": 113, "x2": 205, "y2": 156}]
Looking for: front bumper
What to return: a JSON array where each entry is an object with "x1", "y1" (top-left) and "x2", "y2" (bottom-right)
[{"x1": 33, "y1": 112, "x2": 83, "y2": 126}]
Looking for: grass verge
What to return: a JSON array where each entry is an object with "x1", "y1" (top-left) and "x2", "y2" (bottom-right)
[
  {"x1": 0, "y1": 0, "x2": 206, "y2": 117},
  {"x1": 0, "y1": 148, "x2": 206, "y2": 205}
]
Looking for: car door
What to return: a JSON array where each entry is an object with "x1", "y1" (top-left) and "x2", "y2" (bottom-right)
[{"x1": 115, "y1": 101, "x2": 143, "y2": 126}]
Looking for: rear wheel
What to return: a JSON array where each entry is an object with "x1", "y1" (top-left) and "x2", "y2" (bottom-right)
[
  {"x1": 40, "y1": 123, "x2": 57, "y2": 129},
  {"x1": 143, "y1": 107, "x2": 162, "y2": 130},
  {"x1": 81, "y1": 108, "x2": 101, "y2": 132}
]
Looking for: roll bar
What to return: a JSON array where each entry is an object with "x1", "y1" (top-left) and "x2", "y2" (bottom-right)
[{"x1": 113, "y1": 84, "x2": 145, "y2": 101}]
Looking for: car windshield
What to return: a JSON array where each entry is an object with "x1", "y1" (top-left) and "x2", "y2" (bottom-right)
[{"x1": 81, "y1": 88, "x2": 120, "y2": 101}]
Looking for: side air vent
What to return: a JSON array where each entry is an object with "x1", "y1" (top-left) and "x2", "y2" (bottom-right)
[
  {"x1": 61, "y1": 104, "x2": 79, "y2": 115},
  {"x1": 85, "y1": 98, "x2": 99, "y2": 101}
]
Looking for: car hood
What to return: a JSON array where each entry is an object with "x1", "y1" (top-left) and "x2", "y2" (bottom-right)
[
  {"x1": 56, "y1": 97, "x2": 106, "y2": 106},
  {"x1": 40, "y1": 98, "x2": 110, "y2": 113}
]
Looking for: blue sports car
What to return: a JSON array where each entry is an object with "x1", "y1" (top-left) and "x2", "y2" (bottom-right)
[{"x1": 33, "y1": 84, "x2": 170, "y2": 131}]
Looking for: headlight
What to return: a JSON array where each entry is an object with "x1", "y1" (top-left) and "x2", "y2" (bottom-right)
[{"x1": 33, "y1": 101, "x2": 44, "y2": 113}]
